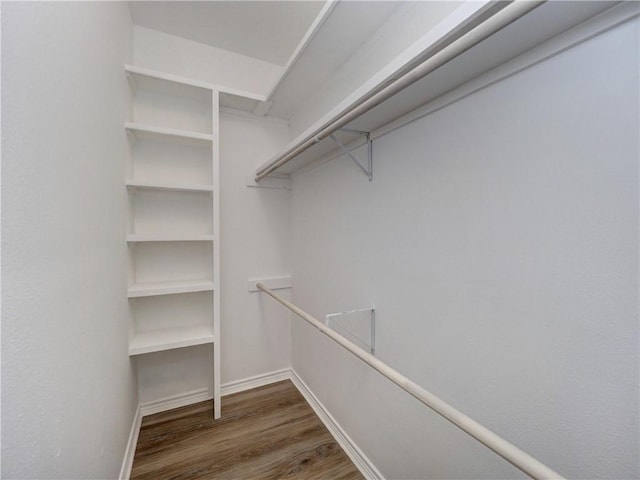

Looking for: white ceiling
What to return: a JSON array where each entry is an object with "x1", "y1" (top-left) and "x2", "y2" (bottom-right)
[{"x1": 129, "y1": 1, "x2": 327, "y2": 66}]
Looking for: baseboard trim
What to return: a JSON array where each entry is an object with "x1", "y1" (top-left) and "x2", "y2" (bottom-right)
[
  {"x1": 137, "y1": 368, "x2": 292, "y2": 418},
  {"x1": 289, "y1": 369, "x2": 384, "y2": 480},
  {"x1": 123, "y1": 368, "x2": 380, "y2": 479},
  {"x1": 119, "y1": 405, "x2": 142, "y2": 480},
  {"x1": 221, "y1": 368, "x2": 292, "y2": 396},
  {"x1": 140, "y1": 388, "x2": 212, "y2": 417}
]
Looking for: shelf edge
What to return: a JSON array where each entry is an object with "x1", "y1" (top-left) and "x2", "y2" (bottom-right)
[
  {"x1": 128, "y1": 334, "x2": 215, "y2": 356},
  {"x1": 125, "y1": 180, "x2": 214, "y2": 193},
  {"x1": 125, "y1": 122, "x2": 214, "y2": 143},
  {"x1": 128, "y1": 282, "x2": 215, "y2": 298}
]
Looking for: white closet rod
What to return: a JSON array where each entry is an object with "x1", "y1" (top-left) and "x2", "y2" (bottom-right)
[
  {"x1": 255, "y1": 0, "x2": 544, "y2": 181},
  {"x1": 256, "y1": 283, "x2": 563, "y2": 480}
]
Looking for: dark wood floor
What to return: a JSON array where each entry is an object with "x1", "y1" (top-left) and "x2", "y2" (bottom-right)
[{"x1": 131, "y1": 380, "x2": 364, "y2": 480}]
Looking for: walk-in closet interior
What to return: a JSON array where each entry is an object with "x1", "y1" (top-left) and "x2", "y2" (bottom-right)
[{"x1": 2, "y1": 1, "x2": 639, "y2": 479}]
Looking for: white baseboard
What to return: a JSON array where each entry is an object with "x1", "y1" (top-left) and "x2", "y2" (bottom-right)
[
  {"x1": 289, "y1": 369, "x2": 384, "y2": 480},
  {"x1": 140, "y1": 388, "x2": 212, "y2": 417},
  {"x1": 221, "y1": 368, "x2": 291, "y2": 396},
  {"x1": 122, "y1": 368, "x2": 380, "y2": 480},
  {"x1": 137, "y1": 368, "x2": 291, "y2": 419},
  {"x1": 119, "y1": 405, "x2": 142, "y2": 480}
]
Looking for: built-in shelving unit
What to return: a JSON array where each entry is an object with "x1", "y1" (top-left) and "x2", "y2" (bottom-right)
[{"x1": 125, "y1": 65, "x2": 222, "y2": 418}]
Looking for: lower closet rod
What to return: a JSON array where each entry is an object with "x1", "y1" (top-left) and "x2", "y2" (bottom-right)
[{"x1": 256, "y1": 283, "x2": 563, "y2": 480}]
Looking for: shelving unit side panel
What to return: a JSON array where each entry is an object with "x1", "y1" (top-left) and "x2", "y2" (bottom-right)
[{"x1": 212, "y1": 89, "x2": 222, "y2": 419}]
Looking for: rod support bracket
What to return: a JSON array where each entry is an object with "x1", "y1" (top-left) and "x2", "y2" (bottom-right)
[{"x1": 329, "y1": 129, "x2": 373, "y2": 182}]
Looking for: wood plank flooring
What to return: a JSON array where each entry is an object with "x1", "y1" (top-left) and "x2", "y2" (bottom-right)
[{"x1": 131, "y1": 380, "x2": 364, "y2": 480}]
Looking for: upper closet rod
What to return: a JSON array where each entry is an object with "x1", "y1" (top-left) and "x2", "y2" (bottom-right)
[
  {"x1": 255, "y1": 0, "x2": 544, "y2": 181},
  {"x1": 257, "y1": 283, "x2": 563, "y2": 480}
]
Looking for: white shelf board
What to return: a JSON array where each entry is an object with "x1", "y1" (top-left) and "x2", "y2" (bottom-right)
[
  {"x1": 124, "y1": 64, "x2": 216, "y2": 90},
  {"x1": 126, "y1": 234, "x2": 214, "y2": 243},
  {"x1": 126, "y1": 180, "x2": 213, "y2": 193},
  {"x1": 257, "y1": 1, "x2": 618, "y2": 177},
  {"x1": 129, "y1": 325, "x2": 215, "y2": 356},
  {"x1": 125, "y1": 122, "x2": 213, "y2": 146},
  {"x1": 128, "y1": 279, "x2": 215, "y2": 298},
  {"x1": 125, "y1": 63, "x2": 267, "y2": 114}
]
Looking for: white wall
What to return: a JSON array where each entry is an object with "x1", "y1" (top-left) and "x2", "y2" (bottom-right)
[
  {"x1": 133, "y1": 25, "x2": 283, "y2": 97},
  {"x1": 136, "y1": 344, "x2": 213, "y2": 405},
  {"x1": 219, "y1": 111, "x2": 292, "y2": 384},
  {"x1": 2, "y1": 2, "x2": 137, "y2": 478},
  {"x1": 291, "y1": 17, "x2": 639, "y2": 480}
]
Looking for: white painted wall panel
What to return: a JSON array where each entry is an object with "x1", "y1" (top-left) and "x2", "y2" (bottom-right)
[
  {"x1": 291, "y1": 19, "x2": 639, "y2": 479},
  {"x1": 1, "y1": 3, "x2": 137, "y2": 478},
  {"x1": 137, "y1": 345, "x2": 214, "y2": 404},
  {"x1": 219, "y1": 112, "x2": 292, "y2": 384}
]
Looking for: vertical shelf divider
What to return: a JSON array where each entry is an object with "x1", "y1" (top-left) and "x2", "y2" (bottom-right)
[{"x1": 212, "y1": 89, "x2": 222, "y2": 420}]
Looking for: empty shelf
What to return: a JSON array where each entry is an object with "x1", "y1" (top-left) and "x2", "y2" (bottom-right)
[
  {"x1": 126, "y1": 64, "x2": 213, "y2": 100},
  {"x1": 129, "y1": 325, "x2": 215, "y2": 356},
  {"x1": 128, "y1": 280, "x2": 215, "y2": 298},
  {"x1": 127, "y1": 234, "x2": 214, "y2": 243},
  {"x1": 126, "y1": 180, "x2": 214, "y2": 193},
  {"x1": 125, "y1": 63, "x2": 265, "y2": 114},
  {"x1": 125, "y1": 122, "x2": 213, "y2": 146}
]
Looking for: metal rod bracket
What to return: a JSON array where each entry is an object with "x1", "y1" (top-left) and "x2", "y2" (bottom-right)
[{"x1": 329, "y1": 130, "x2": 373, "y2": 182}]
